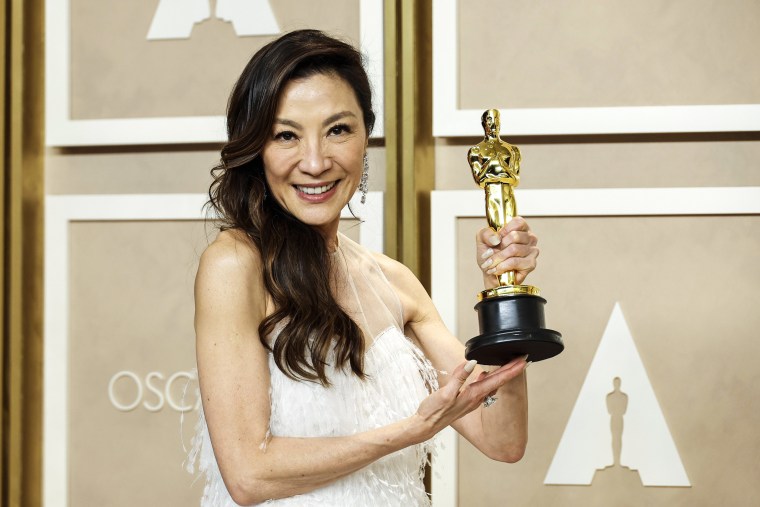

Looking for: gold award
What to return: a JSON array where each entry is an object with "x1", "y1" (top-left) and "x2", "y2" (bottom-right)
[{"x1": 465, "y1": 109, "x2": 563, "y2": 365}]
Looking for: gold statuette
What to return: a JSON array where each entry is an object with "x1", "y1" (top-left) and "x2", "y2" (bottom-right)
[
  {"x1": 464, "y1": 109, "x2": 563, "y2": 365},
  {"x1": 468, "y1": 109, "x2": 539, "y2": 299}
]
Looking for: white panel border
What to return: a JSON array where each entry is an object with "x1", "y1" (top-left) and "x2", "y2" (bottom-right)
[
  {"x1": 46, "y1": 0, "x2": 384, "y2": 146},
  {"x1": 430, "y1": 186, "x2": 760, "y2": 507},
  {"x1": 43, "y1": 192, "x2": 384, "y2": 506},
  {"x1": 433, "y1": 0, "x2": 760, "y2": 136}
]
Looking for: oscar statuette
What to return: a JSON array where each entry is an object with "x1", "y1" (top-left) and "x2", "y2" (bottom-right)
[{"x1": 466, "y1": 109, "x2": 563, "y2": 365}]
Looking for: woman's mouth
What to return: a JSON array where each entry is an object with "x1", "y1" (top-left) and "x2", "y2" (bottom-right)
[
  {"x1": 294, "y1": 181, "x2": 340, "y2": 202},
  {"x1": 295, "y1": 181, "x2": 338, "y2": 195}
]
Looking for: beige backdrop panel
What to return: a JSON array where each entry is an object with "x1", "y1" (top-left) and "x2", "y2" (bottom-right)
[
  {"x1": 458, "y1": 0, "x2": 760, "y2": 108},
  {"x1": 435, "y1": 138, "x2": 760, "y2": 190},
  {"x1": 67, "y1": 218, "x2": 361, "y2": 506},
  {"x1": 68, "y1": 220, "x2": 209, "y2": 506},
  {"x1": 70, "y1": 0, "x2": 360, "y2": 119},
  {"x1": 454, "y1": 215, "x2": 760, "y2": 506}
]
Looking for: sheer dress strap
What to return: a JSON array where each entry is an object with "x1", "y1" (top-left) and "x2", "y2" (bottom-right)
[{"x1": 331, "y1": 233, "x2": 404, "y2": 344}]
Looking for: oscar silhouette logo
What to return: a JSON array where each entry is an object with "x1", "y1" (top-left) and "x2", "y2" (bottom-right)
[
  {"x1": 606, "y1": 377, "x2": 628, "y2": 469},
  {"x1": 147, "y1": 0, "x2": 280, "y2": 40},
  {"x1": 545, "y1": 303, "x2": 690, "y2": 487},
  {"x1": 465, "y1": 109, "x2": 563, "y2": 365}
]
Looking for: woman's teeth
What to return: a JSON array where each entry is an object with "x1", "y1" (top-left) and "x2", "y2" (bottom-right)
[{"x1": 296, "y1": 182, "x2": 337, "y2": 195}]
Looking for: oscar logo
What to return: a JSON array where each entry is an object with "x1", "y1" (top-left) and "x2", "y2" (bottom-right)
[{"x1": 466, "y1": 109, "x2": 563, "y2": 365}]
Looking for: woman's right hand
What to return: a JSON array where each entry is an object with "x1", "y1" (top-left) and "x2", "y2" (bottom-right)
[
  {"x1": 476, "y1": 217, "x2": 539, "y2": 288},
  {"x1": 412, "y1": 355, "x2": 527, "y2": 441}
]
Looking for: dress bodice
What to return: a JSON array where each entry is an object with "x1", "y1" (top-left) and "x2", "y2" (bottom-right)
[{"x1": 187, "y1": 234, "x2": 439, "y2": 506}]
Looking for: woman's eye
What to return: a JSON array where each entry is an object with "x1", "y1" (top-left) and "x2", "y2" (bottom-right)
[
  {"x1": 274, "y1": 131, "x2": 296, "y2": 141},
  {"x1": 328, "y1": 124, "x2": 351, "y2": 136}
]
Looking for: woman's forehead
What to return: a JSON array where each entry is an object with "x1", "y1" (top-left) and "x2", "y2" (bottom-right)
[{"x1": 275, "y1": 74, "x2": 363, "y2": 118}]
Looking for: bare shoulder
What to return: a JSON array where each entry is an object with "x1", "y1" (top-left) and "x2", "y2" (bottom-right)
[
  {"x1": 195, "y1": 229, "x2": 267, "y2": 318},
  {"x1": 200, "y1": 229, "x2": 259, "y2": 275},
  {"x1": 370, "y1": 251, "x2": 417, "y2": 288},
  {"x1": 196, "y1": 229, "x2": 264, "y2": 291}
]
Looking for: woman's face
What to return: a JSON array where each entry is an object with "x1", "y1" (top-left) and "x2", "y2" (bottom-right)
[{"x1": 262, "y1": 72, "x2": 368, "y2": 239}]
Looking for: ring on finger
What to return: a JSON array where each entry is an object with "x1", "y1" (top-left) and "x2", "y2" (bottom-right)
[{"x1": 483, "y1": 395, "x2": 497, "y2": 408}]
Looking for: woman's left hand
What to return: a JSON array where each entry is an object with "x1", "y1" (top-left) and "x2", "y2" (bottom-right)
[{"x1": 476, "y1": 216, "x2": 539, "y2": 288}]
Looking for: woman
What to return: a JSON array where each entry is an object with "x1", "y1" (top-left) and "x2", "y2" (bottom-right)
[{"x1": 188, "y1": 30, "x2": 539, "y2": 506}]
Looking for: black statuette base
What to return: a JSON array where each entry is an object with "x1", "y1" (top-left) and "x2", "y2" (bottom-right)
[{"x1": 465, "y1": 294, "x2": 563, "y2": 366}]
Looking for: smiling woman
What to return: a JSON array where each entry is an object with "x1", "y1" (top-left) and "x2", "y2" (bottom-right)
[
  {"x1": 261, "y1": 73, "x2": 367, "y2": 240},
  {"x1": 206, "y1": 30, "x2": 376, "y2": 390},
  {"x1": 188, "y1": 29, "x2": 537, "y2": 507}
]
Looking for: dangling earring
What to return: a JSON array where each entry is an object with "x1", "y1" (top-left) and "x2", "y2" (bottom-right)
[{"x1": 359, "y1": 153, "x2": 369, "y2": 204}]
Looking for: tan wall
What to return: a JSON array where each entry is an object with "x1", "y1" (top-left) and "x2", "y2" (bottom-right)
[
  {"x1": 437, "y1": 0, "x2": 760, "y2": 505},
  {"x1": 436, "y1": 137, "x2": 760, "y2": 191},
  {"x1": 453, "y1": 216, "x2": 760, "y2": 506},
  {"x1": 458, "y1": 0, "x2": 760, "y2": 109},
  {"x1": 68, "y1": 220, "x2": 208, "y2": 506},
  {"x1": 70, "y1": 0, "x2": 359, "y2": 119}
]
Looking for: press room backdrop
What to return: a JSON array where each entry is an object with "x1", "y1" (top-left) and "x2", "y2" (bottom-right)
[{"x1": 43, "y1": 0, "x2": 760, "y2": 506}]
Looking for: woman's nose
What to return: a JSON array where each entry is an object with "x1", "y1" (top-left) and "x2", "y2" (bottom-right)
[{"x1": 298, "y1": 141, "x2": 331, "y2": 176}]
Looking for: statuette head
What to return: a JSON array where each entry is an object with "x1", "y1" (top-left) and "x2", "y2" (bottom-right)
[{"x1": 481, "y1": 109, "x2": 501, "y2": 137}]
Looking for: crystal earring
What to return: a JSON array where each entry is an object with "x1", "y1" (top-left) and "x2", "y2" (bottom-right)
[{"x1": 360, "y1": 153, "x2": 369, "y2": 204}]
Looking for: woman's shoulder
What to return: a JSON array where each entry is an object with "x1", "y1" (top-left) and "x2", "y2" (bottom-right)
[
  {"x1": 369, "y1": 251, "x2": 415, "y2": 284},
  {"x1": 197, "y1": 229, "x2": 262, "y2": 286},
  {"x1": 195, "y1": 228, "x2": 269, "y2": 320},
  {"x1": 368, "y1": 251, "x2": 430, "y2": 320}
]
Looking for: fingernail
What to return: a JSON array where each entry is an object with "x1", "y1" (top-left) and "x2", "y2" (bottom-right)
[
  {"x1": 486, "y1": 268, "x2": 496, "y2": 275},
  {"x1": 480, "y1": 248, "x2": 494, "y2": 260},
  {"x1": 521, "y1": 354, "x2": 529, "y2": 361},
  {"x1": 464, "y1": 359, "x2": 477, "y2": 373},
  {"x1": 489, "y1": 236, "x2": 501, "y2": 246},
  {"x1": 480, "y1": 258, "x2": 493, "y2": 269}
]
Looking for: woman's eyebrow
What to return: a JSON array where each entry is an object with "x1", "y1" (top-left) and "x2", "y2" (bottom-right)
[
  {"x1": 273, "y1": 118, "x2": 302, "y2": 129},
  {"x1": 322, "y1": 111, "x2": 356, "y2": 126}
]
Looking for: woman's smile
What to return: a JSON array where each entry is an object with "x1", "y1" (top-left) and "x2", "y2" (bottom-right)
[
  {"x1": 261, "y1": 72, "x2": 367, "y2": 239},
  {"x1": 294, "y1": 180, "x2": 339, "y2": 200}
]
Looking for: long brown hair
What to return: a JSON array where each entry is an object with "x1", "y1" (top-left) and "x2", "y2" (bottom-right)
[{"x1": 208, "y1": 30, "x2": 376, "y2": 386}]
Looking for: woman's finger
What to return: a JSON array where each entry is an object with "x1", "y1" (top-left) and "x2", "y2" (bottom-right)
[
  {"x1": 481, "y1": 241, "x2": 537, "y2": 269},
  {"x1": 477, "y1": 227, "x2": 502, "y2": 249},
  {"x1": 486, "y1": 254, "x2": 537, "y2": 277},
  {"x1": 458, "y1": 359, "x2": 478, "y2": 382},
  {"x1": 442, "y1": 359, "x2": 477, "y2": 396},
  {"x1": 504, "y1": 216, "x2": 530, "y2": 234}
]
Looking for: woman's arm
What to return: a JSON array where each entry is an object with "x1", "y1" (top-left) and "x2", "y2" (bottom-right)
[
  {"x1": 376, "y1": 217, "x2": 538, "y2": 462},
  {"x1": 195, "y1": 231, "x2": 508, "y2": 505},
  {"x1": 380, "y1": 259, "x2": 529, "y2": 462}
]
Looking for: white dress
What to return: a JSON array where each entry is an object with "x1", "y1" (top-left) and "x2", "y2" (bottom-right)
[{"x1": 187, "y1": 234, "x2": 439, "y2": 506}]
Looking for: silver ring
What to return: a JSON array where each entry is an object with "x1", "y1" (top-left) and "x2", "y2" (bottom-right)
[{"x1": 483, "y1": 395, "x2": 497, "y2": 408}]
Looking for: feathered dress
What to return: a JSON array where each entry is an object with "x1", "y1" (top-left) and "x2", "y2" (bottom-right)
[{"x1": 187, "y1": 233, "x2": 439, "y2": 506}]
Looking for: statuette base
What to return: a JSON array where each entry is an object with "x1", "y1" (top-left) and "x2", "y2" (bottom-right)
[{"x1": 466, "y1": 294, "x2": 564, "y2": 366}]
